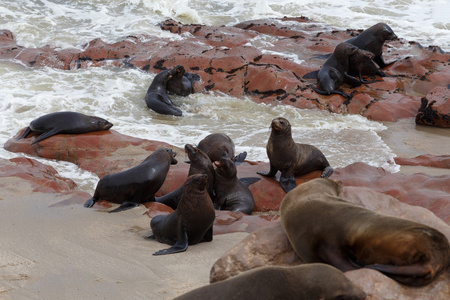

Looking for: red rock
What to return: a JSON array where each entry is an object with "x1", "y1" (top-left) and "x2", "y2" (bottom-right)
[
  {"x1": 415, "y1": 86, "x2": 450, "y2": 127},
  {"x1": 394, "y1": 154, "x2": 450, "y2": 169}
]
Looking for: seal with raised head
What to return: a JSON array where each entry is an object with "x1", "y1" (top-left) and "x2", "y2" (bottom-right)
[
  {"x1": 311, "y1": 42, "x2": 364, "y2": 99},
  {"x1": 149, "y1": 173, "x2": 215, "y2": 255},
  {"x1": 174, "y1": 263, "x2": 366, "y2": 300},
  {"x1": 17, "y1": 111, "x2": 113, "y2": 145},
  {"x1": 257, "y1": 117, "x2": 332, "y2": 193},
  {"x1": 84, "y1": 148, "x2": 177, "y2": 213},
  {"x1": 156, "y1": 144, "x2": 215, "y2": 210},
  {"x1": 213, "y1": 157, "x2": 255, "y2": 215},
  {"x1": 281, "y1": 178, "x2": 450, "y2": 287},
  {"x1": 197, "y1": 133, "x2": 247, "y2": 164},
  {"x1": 145, "y1": 68, "x2": 182, "y2": 116},
  {"x1": 166, "y1": 65, "x2": 194, "y2": 97}
]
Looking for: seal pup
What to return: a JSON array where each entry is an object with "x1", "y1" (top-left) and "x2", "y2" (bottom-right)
[
  {"x1": 156, "y1": 144, "x2": 215, "y2": 210},
  {"x1": 17, "y1": 111, "x2": 113, "y2": 145},
  {"x1": 311, "y1": 42, "x2": 364, "y2": 99},
  {"x1": 257, "y1": 117, "x2": 332, "y2": 193},
  {"x1": 145, "y1": 69, "x2": 183, "y2": 116},
  {"x1": 166, "y1": 65, "x2": 194, "y2": 96},
  {"x1": 174, "y1": 263, "x2": 366, "y2": 300},
  {"x1": 213, "y1": 157, "x2": 255, "y2": 215},
  {"x1": 197, "y1": 133, "x2": 247, "y2": 165},
  {"x1": 149, "y1": 173, "x2": 215, "y2": 255},
  {"x1": 84, "y1": 148, "x2": 178, "y2": 213},
  {"x1": 281, "y1": 178, "x2": 450, "y2": 287}
]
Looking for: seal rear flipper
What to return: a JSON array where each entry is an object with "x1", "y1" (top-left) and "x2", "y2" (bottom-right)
[
  {"x1": 364, "y1": 264, "x2": 434, "y2": 286},
  {"x1": 108, "y1": 201, "x2": 140, "y2": 213},
  {"x1": 279, "y1": 172, "x2": 297, "y2": 193},
  {"x1": 31, "y1": 128, "x2": 60, "y2": 145},
  {"x1": 302, "y1": 70, "x2": 319, "y2": 79},
  {"x1": 234, "y1": 151, "x2": 247, "y2": 165},
  {"x1": 156, "y1": 187, "x2": 182, "y2": 210},
  {"x1": 239, "y1": 177, "x2": 261, "y2": 187},
  {"x1": 17, "y1": 127, "x2": 32, "y2": 140},
  {"x1": 153, "y1": 226, "x2": 188, "y2": 255},
  {"x1": 321, "y1": 166, "x2": 333, "y2": 178},
  {"x1": 83, "y1": 197, "x2": 96, "y2": 208}
]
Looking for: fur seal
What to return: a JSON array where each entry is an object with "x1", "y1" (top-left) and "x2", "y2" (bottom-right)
[
  {"x1": 149, "y1": 173, "x2": 215, "y2": 255},
  {"x1": 197, "y1": 133, "x2": 247, "y2": 164},
  {"x1": 281, "y1": 178, "x2": 450, "y2": 287},
  {"x1": 213, "y1": 157, "x2": 255, "y2": 215},
  {"x1": 257, "y1": 117, "x2": 333, "y2": 193},
  {"x1": 311, "y1": 42, "x2": 367, "y2": 99},
  {"x1": 174, "y1": 263, "x2": 366, "y2": 300},
  {"x1": 84, "y1": 148, "x2": 177, "y2": 213},
  {"x1": 145, "y1": 69, "x2": 183, "y2": 116},
  {"x1": 156, "y1": 144, "x2": 215, "y2": 210},
  {"x1": 17, "y1": 111, "x2": 113, "y2": 145},
  {"x1": 166, "y1": 65, "x2": 194, "y2": 96}
]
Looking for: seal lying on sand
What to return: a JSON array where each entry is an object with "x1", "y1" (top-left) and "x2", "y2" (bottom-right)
[
  {"x1": 174, "y1": 263, "x2": 366, "y2": 300},
  {"x1": 150, "y1": 174, "x2": 215, "y2": 255},
  {"x1": 197, "y1": 133, "x2": 247, "y2": 165},
  {"x1": 84, "y1": 148, "x2": 177, "y2": 213},
  {"x1": 281, "y1": 178, "x2": 450, "y2": 287},
  {"x1": 156, "y1": 144, "x2": 215, "y2": 210},
  {"x1": 213, "y1": 157, "x2": 255, "y2": 215},
  {"x1": 145, "y1": 68, "x2": 183, "y2": 116},
  {"x1": 17, "y1": 111, "x2": 113, "y2": 145},
  {"x1": 257, "y1": 117, "x2": 332, "y2": 193}
]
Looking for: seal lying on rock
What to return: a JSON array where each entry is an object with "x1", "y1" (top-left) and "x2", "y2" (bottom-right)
[
  {"x1": 145, "y1": 68, "x2": 183, "y2": 116},
  {"x1": 281, "y1": 178, "x2": 450, "y2": 287},
  {"x1": 174, "y1": 263, "x2": 366, "y2": 300},
  {"x1": 197, "y1": 133, "x2": 247, "y2": 165},
  {"x1": 257, "y1": 117, "x2": 332, "y2": 193},
  {"x1": 84, "y1": 148, "x2": 177, "y2": 213},
  {"x1": 149, "y1": 174, "x2": 215, "y2": 255},
  {"x1": 213, "y1": 157, "x2": 255, "y2": 215},
  {"x1": 17, "y1": 111, "x2": 113, "y2": 145}
]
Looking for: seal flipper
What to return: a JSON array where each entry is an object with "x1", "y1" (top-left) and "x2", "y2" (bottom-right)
[
  {"x1": 239, "y1": 177, "x2": 261, "y2": 187},
  {"x1": 321, "y1": 166, "x2": 333, "y2": 178},
  {"x1": 302, "y1": 70, "x2": 319, "y2": 79},
  {"x1": 17, "y1": 127, "x2": 32, "y2": 140},
  {"x1": 83, "y1": 197, "x2": 96, "y2": 208},
  {"x1": 257, "y1": 164, "x2": 278, "y2": 177},
  {"x1": 279, "y1": 171, "x2": 297, "y2": 193},
  {"x1": 153, "y1": 224, "x2": 189, "y2": 255},
  {"x1": 234, "y1": 151, "x2": 247, "y2": 166},
  {"x1": 364, "y1": 264, "x2": 433, "y2": 286},
  {"x1": 31, "y1": 128, "x2": 60, "y2": 145},
  {"x1": 201, "y1": 226, "x2": 213, "y2": 242},
  {"x1": 156, "y1": 187, "x2": 182, "y2": 210},
  {"x1": 108, "y1": 201, "x2": 140, "y2": 213}
]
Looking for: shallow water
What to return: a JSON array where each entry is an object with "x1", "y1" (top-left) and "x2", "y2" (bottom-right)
[{"x1": 1, "y1": 0, "x2": 448, "y2": 192}]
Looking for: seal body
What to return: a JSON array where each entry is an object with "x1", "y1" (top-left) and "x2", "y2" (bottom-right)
[
  {"x1": 84, "y1": 148, "x2": 177, "y2": 213},
  {"x1": 197, "y1": 133, "x2": 247, "y2": 164},
  {"x1": 145, "y1": 69, "x2": 182, "y2": 116},
  {"x1": 213, "y1": 157, "x2": 255, "y2": 214},
  {"x1": 156, "y1": 144, "x2": 215, "y2": 209},
  {"x1": 166, "y1": 65, "x2": 194, "y2": 96},
  {"x1": 17, "y1": 111, "x2": 113, "y2": 145},
  {"x1": 174, "y1": 263, "x2": 366, "y2": 300},
  {"x1": 150, "y1": 174, "x2": 215, "y2": 255},
  {"x1": 281, "y1": 178, "x2": 450, "y2": 287},
  {"x1": 257, "y1": 117, "x2": 332, "y2": 193}
]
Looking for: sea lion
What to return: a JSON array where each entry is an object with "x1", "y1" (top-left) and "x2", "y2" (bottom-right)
[
  {"x1": 197, "y1": 133, "x2": 247, "y2": 164},
  {"x1": 257, "y1": 117, "x2": 332, "y2": 193},
  {"x1": 280, "y1": 178, "x2": 450, "y2": 287},
  {"x1": 17, "y1": 111, "x2": 113, "y2": 145},
  {"x1": 311, "y1": 42, "x2": 364, "y2": 99},
  {"x1": 84, "y1": 148, "x2": 177, "y2": 213},
  {"x1": 145, "y1": 68, "x2": 182, "y2": 116},
  {"x1": 149, "y1": 173, "x2": 215, "y2": 255},
  {"x1": 156, "y1": 144, "x2": 215, "y2": 210},
  {"x1": 213, "y1": 157, "x2": 255, "y2": 215},
  {"x1": 166, "y1": 65, "x2": 194, "y2": 96},
  {"x1": 174, "y1": 263, "x2": 366, "y2": 300}
]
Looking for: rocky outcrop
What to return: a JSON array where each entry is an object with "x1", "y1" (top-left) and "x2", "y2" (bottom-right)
[
  {"x1": 415, "y1": 86, "x2": 450, "y2": 128},
  {"x1": 1, "y1": 18, "x2": 449, "y2": 124},
  {"x1": 395, "y1": 154, "x2": 450, "y2": 169}
]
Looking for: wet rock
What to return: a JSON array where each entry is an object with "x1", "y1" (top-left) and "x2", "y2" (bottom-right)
[
  {"x1": 415, "y1": 86, "x2": 450, "y2": 128},
  {"x1": 394, "y1": 154, "x2": 450, "y2": 169}
]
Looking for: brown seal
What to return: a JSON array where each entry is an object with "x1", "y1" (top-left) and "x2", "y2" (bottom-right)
[
  {"x1": 84, "y1": 148, "x2": 177, "y2": 213},
  {"x1": 149, "y1": 173, "x2": 215, "y2": 255},
  {"x1": 281, "y1": 178, "x2": 450, "y2": 287},
  {"x1": 156, "y1": 144, "x2": 215, "y2": 209},
  {"x1": 197, "y1": 133, "x2": 247, "y2": 164},
  {"x1": 174, "y1": 263, "x2": 366, "y2": 300},
  {"x1": 213, "y1": 157, "x2": 255, "y2": 215},
  {"x1": 257, "y1": 117, "x2": 332, "y2": 193},
  {"x1": 17, "y1": 111, "x2": 113, "y2": 145},
  {"x1": 311, "y1": 42, "x2": 370, "y2": 99}
]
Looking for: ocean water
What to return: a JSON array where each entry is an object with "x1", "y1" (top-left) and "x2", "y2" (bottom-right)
[{"x1": 1, "y1": 0, "x2": 448, "y2": 192}]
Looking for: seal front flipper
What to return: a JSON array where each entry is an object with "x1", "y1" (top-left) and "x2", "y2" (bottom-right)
[
  {"x1": 257, "y1": 164, "x2": 277, "y2": 177},
  {"x1": 234, "y1": 151, "x2": 247, "y2": 166},
  {"x1": 280, "y1": 171, "x2": 297, "y2": 193},
  {"x1": 31, "y1": 128, "x2": 60, "y2": 145},
  {"x1": 146, "y1": 235, "x2": 156, "y2": 240},
  {"x1": 364, "y1": 264, "x2": 433, "y2": 286},
  {"x1": 201, "y1": 226, "x2": 213, "y2": 242},
  {"x1": 153, "y1": 225, "x2": 188, "y2": 255},
  {"x1": 17, "y1": 127, "x2": 31, "y2": 140},
  {"x1": 108, "y1": 201, "x2": 140, "y2": 213},
  {"x1": 83, "y1": 197, "x2": 97, "y2": 208},
  {"x1": 321, "y1": 166, "x2": 333, "y2": 178},
  {"x1": 239, "y1": 177, "x2": 260, "y2": 187},
  {"x1": 302, "y1": 70, "x2": 319, "y2": 79},
  {"x1": 156, "y1": 188, "x2": 182, "y2": 210}
]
